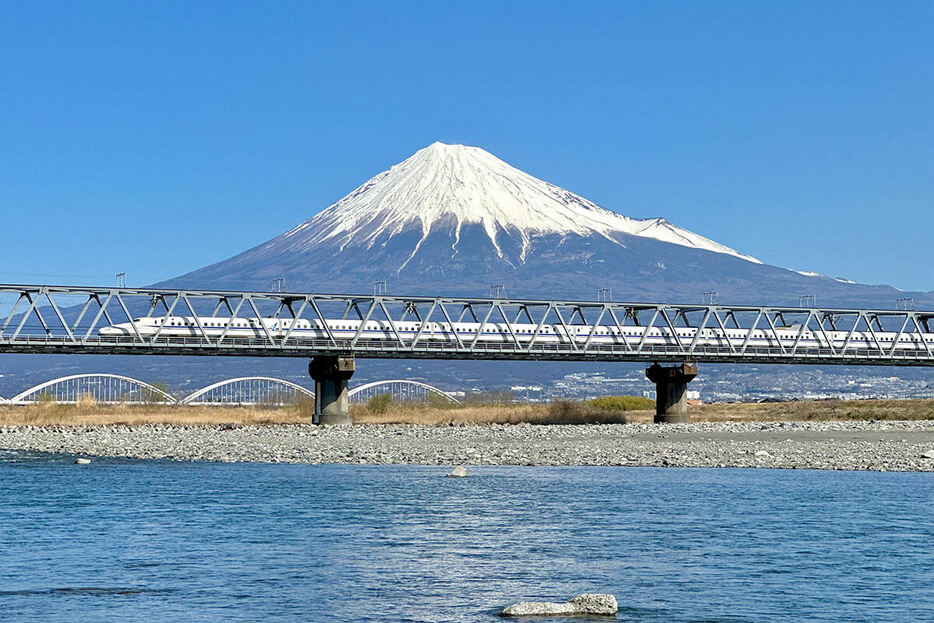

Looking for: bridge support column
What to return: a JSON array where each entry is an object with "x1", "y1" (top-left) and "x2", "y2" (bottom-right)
[
  {"x1": 308, "y1": 356, "x2": 355, "y2": 425},
  {"x1": 646, "y1": 363, "x2": 698, "y2": 424}
]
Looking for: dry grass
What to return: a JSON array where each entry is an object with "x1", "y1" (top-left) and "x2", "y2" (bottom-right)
[
  {"x1": 0, "y1": 403, "x2": 314, "y2": 427},
  {"x1": 352, "y1": 398, "x2": 934, "y2": 425},
  {"x1": 0, "y1": 398, "x2": 932, "y2": 427},
  {"x1": 689, "y1": 398, "x2": 934, "y2": 423},
  {"x1": 351, "y1": 402, "x2": 562, "y2": 425}
]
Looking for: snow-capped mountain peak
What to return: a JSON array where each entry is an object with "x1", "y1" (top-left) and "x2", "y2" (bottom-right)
[
  {"x1": 281, "y1": 142, "x2": 761, "y2": 265},
  {"x1": 165, "y1": 141, "x2": 931, "y2": 310}
]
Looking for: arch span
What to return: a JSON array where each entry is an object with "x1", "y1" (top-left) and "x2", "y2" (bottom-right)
[
  {"x1": 8, "y1": 374, "x2": 177, "y2": 405},
  {"x1": 349, "y1": 380, "x2": 461, "y2": 405},
  {"x1": 182, "y1": 376, "x2": 315, "y2": 405}
]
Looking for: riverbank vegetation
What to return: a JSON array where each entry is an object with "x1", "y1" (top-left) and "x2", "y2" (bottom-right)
[{"x1": 0, "y1": 395, "x2": 932, "y2": 427}]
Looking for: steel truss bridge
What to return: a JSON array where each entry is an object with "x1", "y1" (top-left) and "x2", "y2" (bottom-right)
[
  {"x1": 0, "y1": 374, "x2": 459, "y2": 406},
  {"x1": 1, "y1": 284, "x2": 933, "y2": 366}
]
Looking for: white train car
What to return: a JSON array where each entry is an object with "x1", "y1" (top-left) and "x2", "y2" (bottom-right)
[{"x1": 98, "y1": 315, "x2": 934, "y2": 351}]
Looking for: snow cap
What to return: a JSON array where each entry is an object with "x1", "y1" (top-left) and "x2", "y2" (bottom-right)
[{"x1": 283, "y1": 142, "x2": 760, "y2": 264}]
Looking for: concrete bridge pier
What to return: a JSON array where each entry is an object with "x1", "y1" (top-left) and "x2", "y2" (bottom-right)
[
  {"x1": 308, "y1": 356, "x2": 355, "y2": 425},
  {"x1": 646, "y1": 363, "x2": 698, "y2": 424}
]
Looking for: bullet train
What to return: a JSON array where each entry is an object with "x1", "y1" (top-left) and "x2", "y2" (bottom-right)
[{"x1": 98, "y1": 316, "x2": 934, "y2": 350}]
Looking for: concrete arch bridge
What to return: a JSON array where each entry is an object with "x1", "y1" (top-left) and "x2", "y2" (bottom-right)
[
  {"x1": 348, "y1": 379, "x2": 461, "y2": 405},
  {"x1": 5, "y1": 374, "x2": 177, "y2": 405},
  {"x1": 0, "y1": 374, "x2": 458, "y2": 408},
  {"x1": 181, "y1": 376, "x2": 315, "y2": 406}
]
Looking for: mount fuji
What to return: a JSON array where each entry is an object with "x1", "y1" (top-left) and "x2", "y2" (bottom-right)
[{"x1": 163, "y1": 142, "x2": 931, "y2": 308}]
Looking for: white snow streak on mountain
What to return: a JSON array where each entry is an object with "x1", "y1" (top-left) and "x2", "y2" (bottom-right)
[{"x1": 281, "y1": 142, "x2": 761, "y2": 265}]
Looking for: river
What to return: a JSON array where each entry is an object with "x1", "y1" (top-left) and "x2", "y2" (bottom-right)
[{"x1": 0, "y1": 454, "x2": 931, "y2": 622}]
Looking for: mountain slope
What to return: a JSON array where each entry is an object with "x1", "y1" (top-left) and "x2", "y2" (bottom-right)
[
  {"x1": 163, "y1": 142, "x2": 931, "y2": 308},
  {"x1": 281, "y1": 142, "x2": 761, "y2": 266}
]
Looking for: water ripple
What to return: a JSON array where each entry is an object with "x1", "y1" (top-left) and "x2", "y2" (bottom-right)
[{"x1": 0, "y1": 463, "x2": 931, "y2": 622}]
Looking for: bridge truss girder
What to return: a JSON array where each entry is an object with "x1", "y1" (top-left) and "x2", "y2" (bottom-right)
[{"x1": 1, "y1": 284, "x2": 933, "y2": 366}]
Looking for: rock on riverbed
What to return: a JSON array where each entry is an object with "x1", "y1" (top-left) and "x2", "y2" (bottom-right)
[{"x1": 501, "y1": 593, "x2": 618, "y2": 617}]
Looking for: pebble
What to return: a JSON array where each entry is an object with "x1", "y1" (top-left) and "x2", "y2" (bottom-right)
[{"x1": 0, "y1": 420, "x2": 931, "y2": 471}]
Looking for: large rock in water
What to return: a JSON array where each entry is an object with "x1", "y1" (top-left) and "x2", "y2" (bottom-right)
[
  {"x1": 446, "y1": 465, "x2": 469, "y2": 477},
  {"x1": 500, "y1": 593, "x2": 618, "y2": 617}
]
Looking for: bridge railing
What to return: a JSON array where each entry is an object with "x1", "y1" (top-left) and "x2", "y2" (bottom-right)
[{"x1": 1, "y1": 284, "x2": 933, "y2": 365}]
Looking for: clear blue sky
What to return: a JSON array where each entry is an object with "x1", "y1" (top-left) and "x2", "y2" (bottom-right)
[{"x1": 2, "y1": 1, "x2": 931, "y2": 291}]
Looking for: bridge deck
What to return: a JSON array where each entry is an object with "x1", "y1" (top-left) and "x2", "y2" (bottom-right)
[{"x1": 1, "y1": 334, "x2": 933, "y2": 366}]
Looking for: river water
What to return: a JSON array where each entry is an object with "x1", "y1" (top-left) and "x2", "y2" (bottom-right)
[{"x1": 0, "y1": 453, "x2": 931, "y2": 622}]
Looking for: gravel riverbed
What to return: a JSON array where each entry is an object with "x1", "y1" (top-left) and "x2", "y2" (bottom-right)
[{"x1": 3, "y1": 420, "x2": 934, "y2": 470}]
